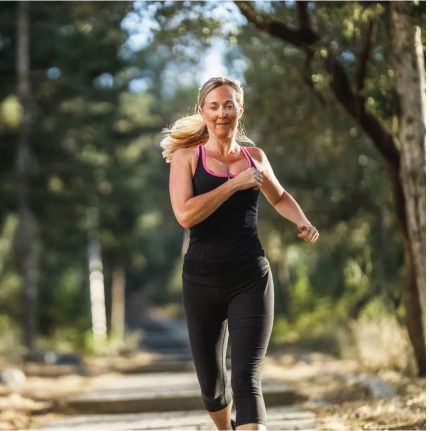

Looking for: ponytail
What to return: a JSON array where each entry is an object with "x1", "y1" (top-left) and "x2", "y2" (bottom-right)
[{"x1": 160, "y1": 112, "x2": 208, "y2": 163}]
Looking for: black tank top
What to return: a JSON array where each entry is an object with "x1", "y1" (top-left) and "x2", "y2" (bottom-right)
[{"x1": 182, "y1": 144, "x2": 270, "y2": 276}]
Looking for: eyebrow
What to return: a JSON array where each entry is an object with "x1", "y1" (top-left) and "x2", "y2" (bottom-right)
[{"x1": 208, "y1": 100, "x2": 235, "y2": 105}]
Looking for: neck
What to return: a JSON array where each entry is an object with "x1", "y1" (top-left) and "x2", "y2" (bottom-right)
[{"x1": 205, "y1": 136, "x2": 240, "y2": 157}]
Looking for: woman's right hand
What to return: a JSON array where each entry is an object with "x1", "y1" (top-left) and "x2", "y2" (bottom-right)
[{"x1": 233, "y1": 168, "x2": 263, "y2": 191}]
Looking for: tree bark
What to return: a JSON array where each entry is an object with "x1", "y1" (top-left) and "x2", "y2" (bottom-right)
[
  {"x1": 16, "y1": 0, "x2": 36, "y2": 352},
  {"x1": 402, "y1": 236, "x2": 426, "y2": 375},
  {"x1": 389, "y1": 1, "x2": 426, "y2": 343}
]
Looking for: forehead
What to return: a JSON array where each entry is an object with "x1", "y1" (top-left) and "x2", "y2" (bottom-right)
[{"x1": 205, "y1": 85, "x2": 237, "y2": 104}]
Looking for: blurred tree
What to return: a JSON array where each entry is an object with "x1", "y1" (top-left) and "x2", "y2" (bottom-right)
[
  {"x1": 0, "y1": 1, "x2": 185, "y2": 351},
  {"x1": 16, "y1": 0, "x2": 36, "y2": 351},
  {"x1": 149, "y1": 0, "x2": 426, "y2": 374},
  {"x1": 0, "y1": 0, "x2": 424, "y2": 373},
  {"x1": 231, "y1": 0, "x2": 425, "y2": 376}
]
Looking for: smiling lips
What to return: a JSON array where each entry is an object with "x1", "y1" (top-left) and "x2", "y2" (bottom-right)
[{"x1": 218, "y1": 123, "x2": 229, "y2": 125}]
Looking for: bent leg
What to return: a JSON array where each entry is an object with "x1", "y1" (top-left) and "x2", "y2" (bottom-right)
[
  {"x1": 182, "y1": 276, "x2": 233, "y2": 414},
  {"x1": 225, "y1": 268, "x2": 274, "y2": 428}
]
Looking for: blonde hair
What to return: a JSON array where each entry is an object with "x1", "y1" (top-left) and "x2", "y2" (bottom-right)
[{"x1": 160, "y1": 77, "x2": 254, "y2": 163}]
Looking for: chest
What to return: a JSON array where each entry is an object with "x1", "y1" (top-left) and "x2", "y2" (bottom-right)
[{"x1": 205, "y1": 153, "x2": 249, "y2": 175}]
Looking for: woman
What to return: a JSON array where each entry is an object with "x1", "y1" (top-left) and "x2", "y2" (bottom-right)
[{"x1": 162, "y1": 77, "x2": 319, "y2": 431}]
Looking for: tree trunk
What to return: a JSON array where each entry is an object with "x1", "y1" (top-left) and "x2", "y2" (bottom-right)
[
  {"x1": 402, "y1": 236, "x2": 426, "y2": 375},
  {"x1": 111, "y1": 264, "x2": 125, "y2": 342},
  {"x1": 390, "y1": 1, "x2": 426, "y2": 343},
  {"x1": 87, "y1": 205, "x2": 107, "y2": 348},
  {"x1": 16, "y1": 0, "x2": 36, "y2": 353}
]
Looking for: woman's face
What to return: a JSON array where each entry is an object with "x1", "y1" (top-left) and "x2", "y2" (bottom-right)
[{"x1": 199, "y1": 85, "x2": 243, "y2": 140}]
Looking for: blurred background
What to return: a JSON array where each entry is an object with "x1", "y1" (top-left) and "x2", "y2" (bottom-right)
[{"x1": 0, "y1": 2, "x2": 426, "y2": 428}]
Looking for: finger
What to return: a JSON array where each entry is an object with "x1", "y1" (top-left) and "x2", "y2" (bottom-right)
[
  {"x1": 308, "y1": 227, "x2": 316, "y2": 235},
  {"x1": 309, "y1": 227, "x2": 318, "y2": 242}
]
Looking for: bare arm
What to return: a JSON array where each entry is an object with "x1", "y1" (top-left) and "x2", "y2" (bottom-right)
[
  {"x1": 273, "y1": 191, "x2": 311, "y2": 225},
  {"x1": 248, "y1": 147, "x2": 310, "y2": 225},
  {"x1": 169, "y1": 148, "x2": 240, "y2": 229}
]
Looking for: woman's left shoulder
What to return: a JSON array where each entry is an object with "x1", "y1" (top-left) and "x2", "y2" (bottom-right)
[{"x1": 244, "y1": 146, "x2": 267, "y2": 163}]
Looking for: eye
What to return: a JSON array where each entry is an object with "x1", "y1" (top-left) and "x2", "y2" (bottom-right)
[
  {"x1": 210, "y1": 106, "x2": 216, "y2": 110},
  {"x1": 227, "y1": 105, "x2": 234, "y2": 109}
]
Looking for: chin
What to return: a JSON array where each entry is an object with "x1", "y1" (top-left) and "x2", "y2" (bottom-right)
[{"x1": 216, "y1": 134, "x2": 232, "y2": 139}]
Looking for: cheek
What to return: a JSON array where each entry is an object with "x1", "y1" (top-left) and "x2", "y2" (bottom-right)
[
  {"x1": 230, "y1": 114, "x2": 239, "y2": 124},
  {"x1": 207, "y1": 111, "x2": 217, "y2": 121}
]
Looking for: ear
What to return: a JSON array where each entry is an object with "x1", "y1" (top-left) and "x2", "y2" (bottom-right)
[
  {"x1": 239, "y1": 103, "x2": 244, "y2": 119},
  {"x1": 198, "y1": 106, "x2": 205, "y2": 121}
]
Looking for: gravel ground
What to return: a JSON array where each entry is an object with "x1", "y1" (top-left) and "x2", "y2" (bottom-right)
[{"x1": 0, "y1": 349, "x2": 425, "y2": 430}]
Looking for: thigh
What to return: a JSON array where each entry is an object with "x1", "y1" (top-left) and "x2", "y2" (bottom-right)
[
  {"x1": 182, "y1": 275, "x2": 229, "y2": 387},
  {"x1": 226, "y1": 268, "x2": 274, "y2": 363}
]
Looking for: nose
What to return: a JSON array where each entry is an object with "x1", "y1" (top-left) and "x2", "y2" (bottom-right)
[{"x1": 218, "y1": 107, "x2": 228, "y2": 118}]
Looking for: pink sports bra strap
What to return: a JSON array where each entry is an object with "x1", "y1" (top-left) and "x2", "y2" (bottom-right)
[{"x1": 242, "y1": 147, "x2": 256, "y2": 168}]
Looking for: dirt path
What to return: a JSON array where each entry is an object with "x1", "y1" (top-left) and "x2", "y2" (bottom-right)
[
  {"x1": 0, "y1": 349, "x2": 425, "y2": 430},
  {"x1": 263, "y1": 348, "x2": 426, "y2": 430}
]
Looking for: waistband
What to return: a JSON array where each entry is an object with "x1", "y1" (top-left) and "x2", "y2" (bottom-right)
[{"x1": 182, "y1": 261, "x2": 271, "y2": 289}]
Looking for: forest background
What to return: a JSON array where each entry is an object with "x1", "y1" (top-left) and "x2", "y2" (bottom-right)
[{"x1": 0, "y1": 1, "x2": 426, "y2": 378}]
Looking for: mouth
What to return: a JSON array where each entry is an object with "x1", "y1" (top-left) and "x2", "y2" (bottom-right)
[{"x1": 218, "y1": 123, "x2": 229, "y2": 126}]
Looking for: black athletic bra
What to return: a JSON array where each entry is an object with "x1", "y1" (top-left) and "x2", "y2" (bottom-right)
[{"x1": 182, "y1": 144, "x2": 270, "y2": 276}]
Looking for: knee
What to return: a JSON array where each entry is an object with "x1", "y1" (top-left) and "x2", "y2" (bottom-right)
[
  {"x1": 199, "y1": 376, "x2": 232, "y2": 412},
  {"x1": 231, "y1": 360, "x2": 263, "y2": 394}
]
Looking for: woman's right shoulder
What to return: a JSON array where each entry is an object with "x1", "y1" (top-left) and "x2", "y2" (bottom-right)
[{"x1": 170, "y1": 147, "x2": 198, "y2": 174}]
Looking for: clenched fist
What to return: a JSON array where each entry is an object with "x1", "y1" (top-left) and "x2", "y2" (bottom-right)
[
  {"x1": 297, "y1": 221, "x2": 319, "y2": 243},
  {"x1": 233, "y1": 168, "x2": 263, "y2": 191}
]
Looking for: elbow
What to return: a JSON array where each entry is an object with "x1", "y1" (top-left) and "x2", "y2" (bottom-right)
[
  {"x1": 178, "y1": 212, "x2": 192, "y2": 229},
  {"x1": 178, "y1": 217, "x2": 190, "y2": 229},
  {"x1": 180, "y1": 220, "x2": 191, "y2": 229},
  {"x1": 176, "y1": 201, "x2": 195, "y2": 229},
  {"x1": 273, "y1": 190, "x2": 287, "y2": 208}
]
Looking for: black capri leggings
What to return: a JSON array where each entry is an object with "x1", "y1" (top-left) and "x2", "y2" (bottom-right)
[{"x1": 181, "y1": 265, "x2": 274, "y2": 427}]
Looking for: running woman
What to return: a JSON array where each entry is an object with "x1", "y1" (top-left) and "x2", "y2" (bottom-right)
[{"x1": 161, "y1": 77, "x2": 319, "y2": 430}]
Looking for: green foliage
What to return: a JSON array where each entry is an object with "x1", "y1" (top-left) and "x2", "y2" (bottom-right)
[
  {"x1": 1, "y1": 1, "x2": 421, "y2": 353},
  {"x1": 0, "y1": 1, "x2": 184, "y2": 347}
]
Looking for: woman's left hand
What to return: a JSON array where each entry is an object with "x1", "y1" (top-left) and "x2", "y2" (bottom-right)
[{"x1": 297, "y1": 221, "x2": 319, "y2": 243}]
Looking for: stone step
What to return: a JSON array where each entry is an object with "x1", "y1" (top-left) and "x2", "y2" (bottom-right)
[
  {"x1": 43, "y1": 405, "x2": 316, "y2": 430},
  {"x1": 118, "y1": 357, "x2": 234, "y2": 374},
  {"x1": 119, "y1": 359, "x2": 196, "y2": 374},
  {"x1": 65, "y1": 370, "x2": 296, "y2": 415}
]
